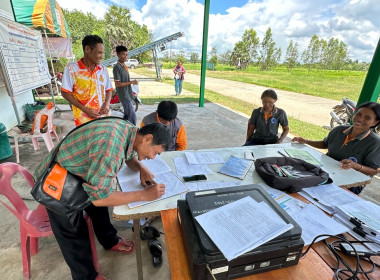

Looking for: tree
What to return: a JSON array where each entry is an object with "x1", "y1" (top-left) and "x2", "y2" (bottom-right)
[
  {"x1": 209, "y1": 46, "x2": 218, "y2": 65},
  {"x1": 242, "y1": 28, "x2": 260, "y2": 62},
  {"x1": 285, "y1": 40, "x2": 299, "y2": 71},
  {"x1": 219, "y1": 50, "x2": 232, "y2": 65},
  {"x1": 190, "y1": 52, "x2": 199, "y2": 64},
  {"x1": 231, "y1": 41, "x2": 250, "y2": 69},
  {"x1": 259, "y1": 27, "x2": 279, "y2": 70},
  {"x1": 104, "y1": 5, "x2": 135, "y2": 52},
  {"x1": 63, "y1": 9, "x2": 101, "y2": 59},
  {"x1": 302, "y1": 35, "x2": 321, "y2": 71},
  {"x1": 230, "y1": 28, "x2": 259, "y2": 69}
]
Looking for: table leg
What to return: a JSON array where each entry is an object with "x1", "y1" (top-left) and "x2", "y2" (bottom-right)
[{"x1": 133, "y1": 219, "x2": 143, "y2": 280}]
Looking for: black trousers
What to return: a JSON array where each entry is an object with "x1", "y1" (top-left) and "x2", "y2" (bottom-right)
[{"x1": 47, "y1": 204, "x2": 119, "y2": 280}]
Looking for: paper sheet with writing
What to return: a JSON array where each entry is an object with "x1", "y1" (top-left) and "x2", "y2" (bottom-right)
[
  {"x1": 285, "y1": 149, "x2": 322, "y2": 165},
  {"x1": 299, "y1": 183, "x2": 362, "y2": 214},
  {"x1": 121, "y1": 171, "x2": 189, "y2": 208},
  {"x1": 195, "y1": 196, "x2": 293, "y2": 261},
  {"x1": 217, "y1": 155, "x2": 253, "y2": 180},
  {"x1": 334, "y1": 200, "x2": 380, "y2": 232},
  {"x1": 173, "y1": 157, "x2": 213, "y2": 177},
  {"x1": 184, "y1": 151, "x2": 224, "y2": 165},
  {"x1": 291, "y1": 204, "x2": 348, "y2": 245},
  {"x1": 140, "y1": 155, "x2": 172, "y2": 175},
  {"x1": 259, "y1": 183, "x2": 307, "y2": 215}
]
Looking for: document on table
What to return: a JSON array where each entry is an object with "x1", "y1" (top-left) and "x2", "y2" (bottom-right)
[
  {"x1": 195, "y1": 196, "x2": 293, "y2": 261},
  {"x1": 291, "y1": 204, "x2": 349, "y2": 245},
  {"x1": 173, "y1": 156, "x2": 213, "y2": 177},
  {"x1": 334, "y1": 200, "x2": 380, "y2": 233},
  {"x1": 185, "y1": 151, "x2": 224, "y2": 165},
  {"x1": 299, "y1": 183, "x2": 362, "y2": 214},
  {"x1": 181, "y1": 180, "x2": 242, "y2": 199},
  {"x1": 122, "y1": 171, "x2": 189, "y2": 208},
  {"x1": 285, "y1": 148, "x2": 322, "y2": 166},
  {"x1": 141, "y1": 155, "x2": 172, "y2": 175},
  {"x1": 217, "y1": 155, "x2": 253, "y2": 180},
  {"x1": 259, "y1": 183, "x2": 307, "y2": 216}
]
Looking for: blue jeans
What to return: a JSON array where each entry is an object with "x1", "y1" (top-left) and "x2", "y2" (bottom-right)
[
  {"x1": 175, "y1": 79, "x2": 183, "y2": 94},
  {"x1": 121, "y1": 99, "x2": 136, "y2": 125}
]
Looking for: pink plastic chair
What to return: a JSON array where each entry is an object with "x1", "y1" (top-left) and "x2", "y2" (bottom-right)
[
  {"x1": 9, "y1": 106, "x2": 59, "y2": 163},
  {"x1": 0, "y1": 162, "x2": 99, "y2": 279}
]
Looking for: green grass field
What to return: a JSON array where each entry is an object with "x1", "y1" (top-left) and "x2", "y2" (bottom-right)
[
  {"x1": 132, "y1": 68, "x2": 330, "y2": 140},
  {"x1": 164, "y1": 62, "x2": 367, "y2": 101}
]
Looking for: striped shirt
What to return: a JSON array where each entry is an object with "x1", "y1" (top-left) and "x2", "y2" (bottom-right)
[{"x1": 34, "y1": 118, "x2": 137, "y2": 201}]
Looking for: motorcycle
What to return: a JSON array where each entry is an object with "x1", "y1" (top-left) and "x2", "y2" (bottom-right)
[
  {"x1": 109, "y1": 90, "x2": 142, "y2": 113},
  {"x1": 330, "y1": 97, "x2": 380, "y2": 135}
]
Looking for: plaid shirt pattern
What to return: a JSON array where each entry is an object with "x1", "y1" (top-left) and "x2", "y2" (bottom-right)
[{"x1": 34, "y1": 118, "x2": 137, "y2": 201}]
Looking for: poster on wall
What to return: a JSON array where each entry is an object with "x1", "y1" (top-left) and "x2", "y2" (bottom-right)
[{"x1": 0, "y1": 14, "x2": 51, "y2": 96}]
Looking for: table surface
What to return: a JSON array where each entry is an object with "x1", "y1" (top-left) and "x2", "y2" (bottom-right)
[{"x1": 113, "y1": 143, "x2": 371, "y2": 220}]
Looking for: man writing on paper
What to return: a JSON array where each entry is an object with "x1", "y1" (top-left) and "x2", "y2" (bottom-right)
[
  {"x1": 34, "y1": 118, "x2": 170, "y2": 280},
  {"x1": 61, "y1": 35, "x2": 113, "y2": 126}
]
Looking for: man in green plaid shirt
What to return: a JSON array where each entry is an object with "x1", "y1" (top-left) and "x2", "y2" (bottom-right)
[{"x1": 34, "y1": 118, "x2": 170, "y2": 280}]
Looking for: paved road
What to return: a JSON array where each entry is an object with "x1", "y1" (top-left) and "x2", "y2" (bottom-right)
[{"x1": 160, "y1": 69, "x2": 337, "y2": 128}]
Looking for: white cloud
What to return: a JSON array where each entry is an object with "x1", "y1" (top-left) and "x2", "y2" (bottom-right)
[
  {"x1": 59, "y1": 0, "x2": 109, "y2": 19},
  {"x1": 60, "y1": 0, "x2": 380, "y2": 62}
]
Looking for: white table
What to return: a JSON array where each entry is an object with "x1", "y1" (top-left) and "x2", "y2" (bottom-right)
[{"x1": 113, "y1": 143, "x2": 371, "y2": 279}]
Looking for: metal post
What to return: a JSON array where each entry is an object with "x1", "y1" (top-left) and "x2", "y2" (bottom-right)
[
  {"x1": 199, "y1": 0, "x2": 210, "y2": 107},
  {"x1": 152, "y1": 47, "x2": 161, "y2": 81},
  {"x1": 43, "y1": 30, "x2": 59, "y2": 95},
  {"x1": 357, "y1": 38, "x2": 380, "y2": 105}
]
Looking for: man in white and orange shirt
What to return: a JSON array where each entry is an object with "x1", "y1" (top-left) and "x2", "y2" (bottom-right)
[
  {"x1": 141, "y1": 100, "x2": 187, "y2": 151},
  {"x1": 61, "y1": 35, "x2": 113, "y2": 126}
]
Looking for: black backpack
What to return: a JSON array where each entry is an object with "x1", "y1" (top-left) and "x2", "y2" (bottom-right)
[{"x1": 254, "y1": 157, "x2": 332, "y2": 193}]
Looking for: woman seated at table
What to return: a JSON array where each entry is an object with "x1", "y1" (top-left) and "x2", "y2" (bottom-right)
[
  {"x1": 244, "y1": 89, "x2": 289, "y2": 146},
  {"x1": 292, "y1": 102, "x2": 380, "y2": 194}
]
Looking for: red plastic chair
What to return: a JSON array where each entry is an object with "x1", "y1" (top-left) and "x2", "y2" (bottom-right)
[{"x1": 0, "y1": 162, "x2": 99, "y2": 279}]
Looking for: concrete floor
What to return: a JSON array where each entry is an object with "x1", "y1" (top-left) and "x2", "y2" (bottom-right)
[{"x1": 1, "y1": 82, "x2": 379, "y2": 279}]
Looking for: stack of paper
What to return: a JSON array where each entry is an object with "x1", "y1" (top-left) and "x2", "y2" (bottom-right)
[
  {"x1": 195, "y1": 196, "x2": 294, "y2": 261},
  {"x1": 334, "y1": 200, "x2": 380, "y2": 247},
  {"x1": 260, "y1": 183, "x2": 349, "y2": 245},
  {"x1": 299, "y1": 183, "x2": 362, "y2": 214},
  {"x1": 117, "y1": 156, "x2": 189, "y2": 208}
]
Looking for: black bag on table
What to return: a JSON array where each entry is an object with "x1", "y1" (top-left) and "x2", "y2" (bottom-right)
[{"x1": 254, "y1": 157, "x2": 332, "y2": 193}]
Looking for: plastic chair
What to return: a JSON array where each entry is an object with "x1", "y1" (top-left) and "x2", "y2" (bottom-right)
[
  {"x1": 9, "y1": 106, "x2": 59, "y2": 163},
  {"x1": 0, "y1": 162, "x2": 99, "y2": 279}
]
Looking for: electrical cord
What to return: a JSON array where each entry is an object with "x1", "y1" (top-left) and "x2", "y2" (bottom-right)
[{"x1": 301, "y1": 234, "x2": 380, "y2": 280}]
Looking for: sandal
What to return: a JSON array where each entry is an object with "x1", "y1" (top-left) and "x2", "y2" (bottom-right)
[
  {"x1": 109, "y1": 238, "x2": 135, "y2": 254},
  {"x1": 133, "y1": 225, "x2": 162, "y2": 240},
  {"x1": 148, "y1": 238, "x2": 162, "y2": 267}
]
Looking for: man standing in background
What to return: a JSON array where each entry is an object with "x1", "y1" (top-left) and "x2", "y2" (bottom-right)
[
  {"x1": 61, "y1": 35, "x2": 113, "y2": 126},
  {"x1": 113, "y1": 45, "x2": 138, "y2": 125}
]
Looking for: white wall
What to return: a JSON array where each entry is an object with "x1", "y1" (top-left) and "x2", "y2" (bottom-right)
[{"x1": 0, "y1": 2, "x2": 35, "y2": 130}]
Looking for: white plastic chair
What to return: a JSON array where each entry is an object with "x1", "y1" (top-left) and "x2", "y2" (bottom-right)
[{"x1": 9, "y1": 106, "x2": 59, "y2": 163}]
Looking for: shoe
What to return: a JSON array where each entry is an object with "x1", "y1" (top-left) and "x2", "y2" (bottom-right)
[
  {"x1": 148, "y1": 238, "x2": 162, "y2": 267},
  {"x1": 109, "y1": 238, "x2": 135, "y2": 254}
]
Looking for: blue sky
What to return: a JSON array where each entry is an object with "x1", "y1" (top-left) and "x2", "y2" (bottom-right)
[{"x1": 60, "y1": 0, "x2": 380, "y2": 62}]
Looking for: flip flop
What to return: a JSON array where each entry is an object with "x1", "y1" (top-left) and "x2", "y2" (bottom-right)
[
  {"x1": 109, "y1": 238, "x2": 135, "y2": 254},
  {"x1": 148, "y1": 238, "x2": 162, "y2": 267}
]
